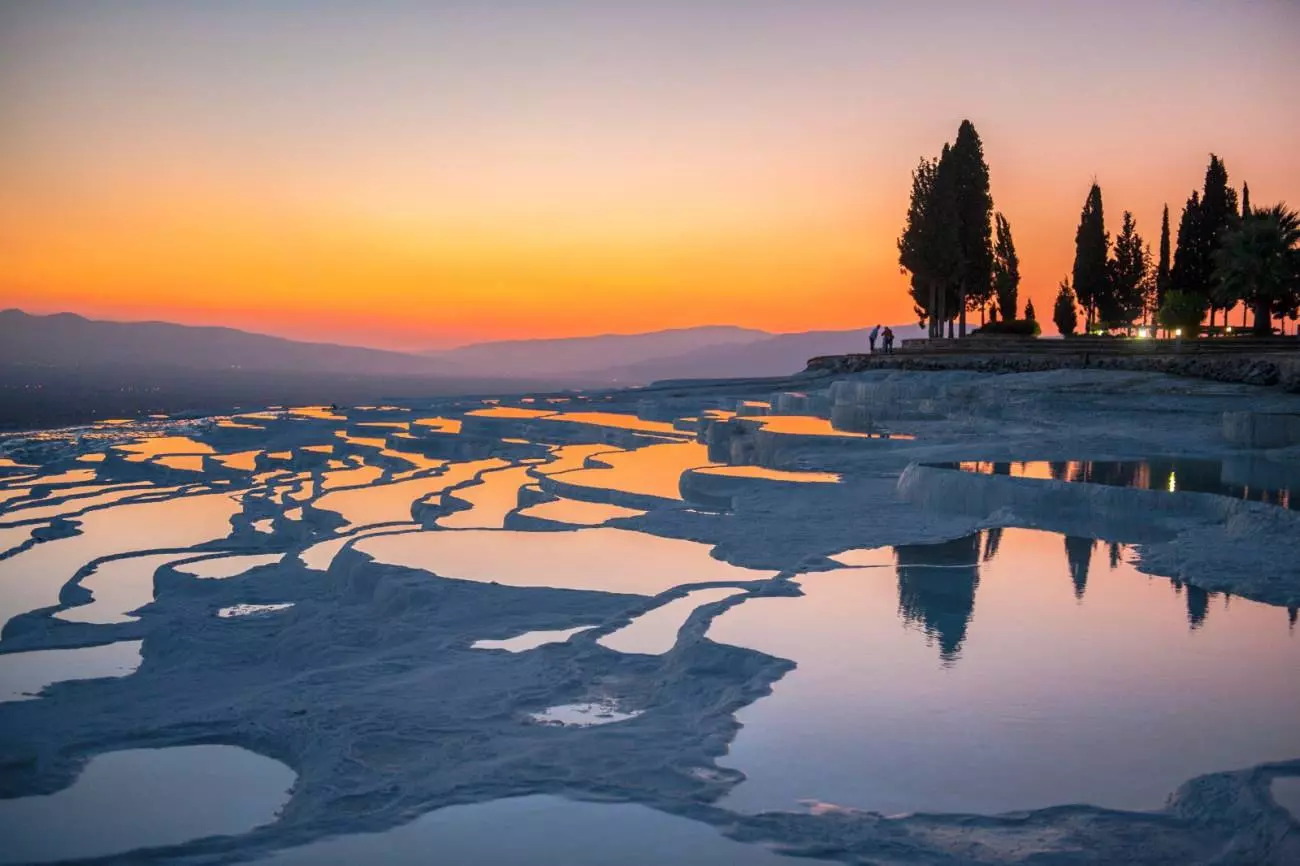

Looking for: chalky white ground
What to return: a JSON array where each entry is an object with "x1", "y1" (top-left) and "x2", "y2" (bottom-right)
[{"x1": 0, "y1": 368, "x2": 1298, "y2": 865}]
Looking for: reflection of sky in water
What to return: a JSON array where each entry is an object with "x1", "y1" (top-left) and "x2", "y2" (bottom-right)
[
  {"x1": 173, "y1": 553, "x2": 284, "y2": 579},
  {"x1": 696, "y1": 466, "x2": 841, "y2": 483},
  {"x1": 600, "y1": 587, "x2": 743, "y2": 655},
  {"x1": 0, "y1": 640, "x2": 142, "y2": 703},
  {"x1": 1, "y1": 493, "x2": 239, "y2": 632},
  {"x1": 710, "y1": 527, "x2": 1300, "y2": 815},
  {"x1": 554, "y1": 442, "x2": 714, "y2": 501},
  {"x1": 315, "y1": 459, "x2": 505, "y2": 527},
  {"x1": 542, "y1": 411, "x2": 682, "y2": 435},
  {"x1": 254, "y1": 794, "x2": 806, "y2": 866},
  {"x1": 516, "y1": 498, "x2": 645, "y2": 525},
  {"x1": 467, "y1": 406, "x2": 554, "y2": 419},
  {"x1": 358, "y1": 528, "x2": 771, "y2": 596},
  {"x1": 113, "y1": 436, "x2": 216, "y2": 461},
  {"x1": 754, "y1": 416, "x2": 911, "y2": 439},
  {"x1": 0, "y1": 746, "x2": 294, "y2": 864},
  {"x1": 438, "y1": 465, "x2": 535, "y2": 529}
]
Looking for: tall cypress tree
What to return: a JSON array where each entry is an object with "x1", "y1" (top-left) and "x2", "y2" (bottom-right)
[
  {"x1": 949, "y1": 120, "x2": 994, "y2": 338},
  {"x1": 1072, "y1": 182, "x2": 1109, "y2": 331},
  {"x1": 898, "y1": 149, "x2": 959, "y2": 337},
  {"x1": 1241, "y1": 182, "x2": 1251, "y2": 218},
  {"x1": 1106, "y1": 211, "x2": 1150, "y2": 327},
  {"x1": 1171, "y1": 190, "x2": 1206, "y2": 309},
  {"x1": 1199, "y1": 154, "x2": 1237, "y2": 325},
  {"x1": 991, "y1": 212, "x2": 1020, "y2": 320},
  {"x1": 1156, "y1": 204, "x2": 1172, "y2": 315}
]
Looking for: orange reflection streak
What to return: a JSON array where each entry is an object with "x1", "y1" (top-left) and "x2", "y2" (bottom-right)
[{"x1": 551, "y1": 442, "x2": 715, "y2": 501}]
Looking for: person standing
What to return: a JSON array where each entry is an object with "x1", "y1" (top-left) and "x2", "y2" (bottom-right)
[
  {"x1": 868, "y1": 324, "x2": 881, "y2": 354},
  {"x1": 882, "y1": 326, "x2": 895, "y2": 354}
]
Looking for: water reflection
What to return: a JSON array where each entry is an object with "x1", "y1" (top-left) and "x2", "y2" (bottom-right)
[
  {"x1": 894, "y1": 534, "x2": 981, "y2": 663},
  {"x1": 710, "y1": 527, "x2": 1300, "y2": 815},
  {"x1": 947, "y1": 459, "x2": 1299, "y2": 510},
  {"x1": 0, "y1": 746, "x2": 293, "y2": 864}
]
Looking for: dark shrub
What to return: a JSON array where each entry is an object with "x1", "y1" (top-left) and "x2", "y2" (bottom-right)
[{"x1": 970, "y1": 319, "x2": 1041, "y2": 337}]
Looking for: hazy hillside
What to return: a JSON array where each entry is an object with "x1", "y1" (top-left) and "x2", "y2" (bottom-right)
[
  {"x1": 591, "y1": 325, "x2": 928, "y2": 383},
  {"x1": 1, "y1": 310, "x2": 453, "y2": 377},
  {"x1": 1, "y1": 310, "x2": 926, "y2": 408},
  {"x1": 428, "y1": 325, "x2": 769, "y2": 377}
]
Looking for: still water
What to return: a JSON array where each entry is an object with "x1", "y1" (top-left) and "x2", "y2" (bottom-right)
[
  {"x1": 710, "y1": 527, "x2": 1300, "y2": 815},
  {"x1": 943, "y1": 458, "x2": 1300, "y2": 510}
]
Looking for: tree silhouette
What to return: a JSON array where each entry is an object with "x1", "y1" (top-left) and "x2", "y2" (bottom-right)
[
  {"x1": 1053, "y1": 278, "x2": 1078, "y2": 336},
  {"x1": 895, "y1": 533, "x2": 982, "y2": 664},
  {"x1": 1186, "y1": 584, "x2": 1211, "y2": 629},
  {"x1": 992, "y1": 212, "x2": 1020, "y2": 320},
  {"x1": 1156, "y1": 204, "x2": 1172, "y2": 322},
  {"x1": 1213, "y1": 204, "x2": 1300, "y2": 335},
  {"x1": 1064, "y1": 535, "x2": 1095, "y2": 599},
  {"x1": 1073, "y1": 183, "x2": 1110, "y2": 331},
  {"x1": 1106, "y1": 210, "x2": 1151, "y2": 327},
  {"x1": 899, "y1": 151, "x2": 960, "y2": 337},
  {"x1": 951, "y1": 120, "x2": 995, "y2": 338}
]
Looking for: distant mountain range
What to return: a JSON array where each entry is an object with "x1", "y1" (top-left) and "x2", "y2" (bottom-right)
[
  {"x1": 0, "y1": 309, "x2": 450, "y2": 377},
  {"x1": 2, "y1": 309, "x2": 923, "y2": 385}
]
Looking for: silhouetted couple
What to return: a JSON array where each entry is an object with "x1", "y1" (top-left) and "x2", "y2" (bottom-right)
[{"x1": 868, "y1": 324, "x2": 895, "y2": 355}]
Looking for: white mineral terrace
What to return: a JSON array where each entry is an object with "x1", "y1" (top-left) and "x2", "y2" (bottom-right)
[{"x1": 0, "y1": 367, "x2": 1298, "y2": 865}]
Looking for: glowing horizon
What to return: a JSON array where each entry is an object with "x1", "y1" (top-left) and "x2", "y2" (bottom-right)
[{"x1": 3, "y1": 1, "x2": 1297, "y2": 351}]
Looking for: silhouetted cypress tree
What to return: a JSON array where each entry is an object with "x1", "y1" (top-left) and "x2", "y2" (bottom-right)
[
  {"x1": 1053, "y1": 278, "x2": 1078, "y2": 336},
  {"x1": 992, "y1": 212, "x2": 1020, "y2": 320},
  {"x1": 1072, "y1": 183, "x2": 1109, "y2": 331},
  {"x1": 1106, "y1": 211, "x2": 1151, "y2": 328},
  {"x1": 1170, "y1": 191, "x2": 1208, "y2": 326},
  {"x1": 1241, "y1": 182, "x2": 1251, "y2": 218},
  {"x1": 1064, "y1": 535, "x2": 1095, "y2": 599},
  {"x1": 950, "y1": 120, "x2": 994, "y2": 338},
  {"x1": 1156, "y1": 205, "x2": 1172, "y2": 316},
  {"x1": 898, "y1": 150, "x2": 960, "y2": 337},
  {"x1": 1200, "y1": 155, "x2": 1238, "y2": 325}
]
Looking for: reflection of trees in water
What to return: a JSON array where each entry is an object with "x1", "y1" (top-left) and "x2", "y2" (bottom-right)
[
  {"x1": 1064, "y1": 535, "x2": 1095, "y2": 599},
  {"x1": 894, "y1": 533, "x2": 981, "y2": 664},
  {"x1": 1186, "y1": 584, "x2": 1211, "y2": 629},
  {"x1": 982, "y1": 526, "x2": 1003, "y2": 561},
  {"x1": 1289, "y1": 606, "x2": 1297, "y2": 630},
  {"x1": 1107, "y1": 542, "x2": 1121, "y2": 570},
  {"x1": 949, "y1": 458, "x2": 1298, "y2": 510}
]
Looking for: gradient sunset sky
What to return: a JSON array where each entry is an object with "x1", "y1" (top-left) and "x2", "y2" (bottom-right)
[{"x1": 3, "y1": 1, "x2": 1298, "y2": 350}]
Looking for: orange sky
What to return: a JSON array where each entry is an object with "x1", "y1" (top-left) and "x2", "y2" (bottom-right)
[{"x1": 2, "y1": 2, "x2": 1297, "y2": 351}]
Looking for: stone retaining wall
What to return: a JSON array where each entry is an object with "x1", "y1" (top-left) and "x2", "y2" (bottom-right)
[{"x1": 806, "y1": 351, "x2": 1300, "y2": 392}]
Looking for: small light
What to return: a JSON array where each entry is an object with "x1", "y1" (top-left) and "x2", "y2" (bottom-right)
[
  {"x1": 1137, "y1": 328, "x2": 1150, "y2": 338},
  {"x1": 1175, "y1": 328, "x2": 1183, "y2": 337},
  {"x1": 1226, "y1": 326, "x2": 1233, "y2": 334}
]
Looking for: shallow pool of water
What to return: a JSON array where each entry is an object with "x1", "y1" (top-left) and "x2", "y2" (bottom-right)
[
  {"x1": 0, "y1": 640, "x2": 142, "y2": 702},
  {"x1": 253, "y1": 794, "x2": 807, "y2": 865},
  {"x1": 356, "y1": 528, "x2": 771, "y2": 596},
  {"x1": 709, "y1": 527, "x2": 1300, "y2": 815},
  {"x1": 0, "y1": 745, "x2": 294, "y2": 863},
  {"x1": 942, "y1": 458, "x2": 1300, "y2": 510}
]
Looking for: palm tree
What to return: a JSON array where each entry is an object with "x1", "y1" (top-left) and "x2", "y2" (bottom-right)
[{"x1": 1213, "y1": 204, "x2": 1300, "y2": 335}]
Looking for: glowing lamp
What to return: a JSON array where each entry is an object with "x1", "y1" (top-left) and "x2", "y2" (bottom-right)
[{"x1": 1175, "y1": 328, "x2": 1183, "y2": 337}]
